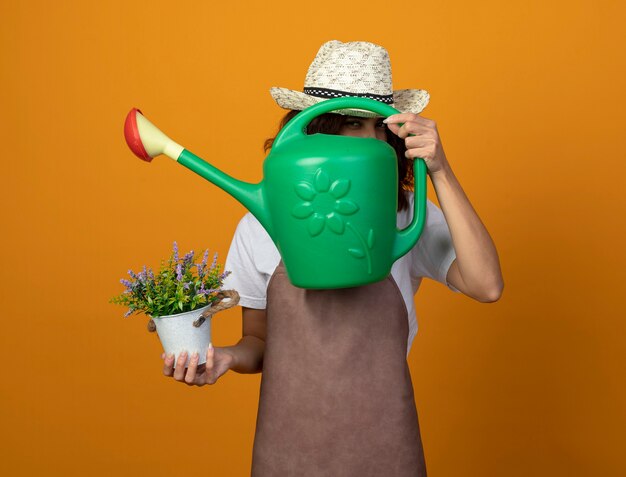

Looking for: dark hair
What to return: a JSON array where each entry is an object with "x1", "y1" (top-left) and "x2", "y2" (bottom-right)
[{"x1": 264, "y1": 110, "x2": 413, "y2": 211}]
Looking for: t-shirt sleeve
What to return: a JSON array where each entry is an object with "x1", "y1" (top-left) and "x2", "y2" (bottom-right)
[
  {"x1": 222, "y1": 215, "x2": 270, "y2": 309},
  {"x1": 410, "y1": 200, "x2": 461, "y2": 293}
]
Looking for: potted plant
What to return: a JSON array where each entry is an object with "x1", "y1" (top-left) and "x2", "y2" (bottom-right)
[{"x1": 111, "y1": 242, "x2": 238, "y2": 367}]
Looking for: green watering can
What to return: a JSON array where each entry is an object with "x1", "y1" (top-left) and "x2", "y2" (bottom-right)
[{"x1": 124, "y1": 97, "x2": 427, "y2": 289}]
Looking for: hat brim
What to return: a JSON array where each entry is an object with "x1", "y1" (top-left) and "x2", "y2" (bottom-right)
[{"x1": 270, "y1": 87, "x2": 430, "y2": 118}]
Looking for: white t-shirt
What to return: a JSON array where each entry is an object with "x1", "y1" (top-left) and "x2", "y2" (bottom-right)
[{"x1": 223, "y1": 192, "x2": 460, "y2": 354}]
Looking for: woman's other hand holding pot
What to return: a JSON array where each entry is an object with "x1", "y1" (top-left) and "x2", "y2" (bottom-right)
[
  {"x1": 162, "y1": 344, "x2": 235, "y2": 386},
  {"x1": 161, "y1": 307, "x2": 267, "y2": 386}
]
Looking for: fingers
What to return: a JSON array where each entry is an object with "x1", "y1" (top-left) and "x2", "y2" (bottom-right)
[
  {"x1": 206, "y1": 343, "x2": 217, "y2": 385},
  {"x1": 405, "y1": 148, "x2": 430, "y2": 161},
  {"x1": 173, "y1": 351, "x2": 188, "y2": 381},
  {"x1": 185, "y1": 352, "x2": 200, "y2": 385},
  {"x1": 384, "y1": 113, "x2": 434, "y2": 126},
  {"x1": 163, "y1": 347, "x2": 216, "y2": 386},
  {"x1": 163, "y1": 352, "x2": 175, "y2": 377},
  {"x1": 405, "y1": 136, "x2": 435, "y2": 150},
  {"x1": 384, "y1": 114, "x2": 436, "y2": 139},
  {"x1": 206, "y1": 342, "x2": 214, "y2": 367}
]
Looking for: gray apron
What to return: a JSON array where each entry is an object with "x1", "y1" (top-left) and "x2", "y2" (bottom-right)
[{"x1": 251, "y1": 262, "x2": 427, "y2": 476}]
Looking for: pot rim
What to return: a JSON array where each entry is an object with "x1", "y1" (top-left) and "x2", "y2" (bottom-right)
[{"x1": 149, "y1": 302, "x2": 212, "y2": 320}]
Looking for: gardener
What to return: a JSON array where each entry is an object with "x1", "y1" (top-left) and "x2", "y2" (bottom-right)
[{"x1": 162, "y1": 40, "x2": 503, "y2": 476}]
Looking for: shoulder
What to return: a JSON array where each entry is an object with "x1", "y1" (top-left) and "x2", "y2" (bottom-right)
[
  {"x1": 233, "y1": 212, "x2": 274, "y2": 244},
  {"x1": 236, "y1": 212, "x2": 269, "y2": 235},
  {"x1": 228, "y1": 212, "x2": 280, "y2": 268},
  {"x1": 224, "y1": 213, "x2": 278, "y2": 308}
]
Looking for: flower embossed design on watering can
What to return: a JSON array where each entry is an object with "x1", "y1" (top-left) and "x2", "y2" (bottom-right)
[
  {"x1": 124, "y1": 97, "x2": 427, "y2": 289},
  {"x1": 291, "y1": 168, "x2": 374, "y2": 273}
]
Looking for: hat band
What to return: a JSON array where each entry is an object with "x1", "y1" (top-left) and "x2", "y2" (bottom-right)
[{"x1": 303, "y1": 87, "x2": 393, "y2": 104}]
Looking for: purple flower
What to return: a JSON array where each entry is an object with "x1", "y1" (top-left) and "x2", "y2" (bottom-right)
[
  {"x1": 124, "y1": 308, "x2": 134, "y2": 317},
  {"x1": 197, "y1": 283, "x2": 217, "y2": 297},
  {"x1": 120, "y1": 278, "x2": 134, "y2": 289},
  {"x1": 197, "y1": 249, "x2": 209, "y2": 276},
  {"x1": 176, "y1": 263, "x2": 183, "y2": 281},
  {"x1": 210, "y1": 252, "x2": 218, "y2": 271},
  {"x1": 197, "y1": 286, "x2": 218, "y2": 297},
  {"x1": 137, "y1": 265, "x2": 148, "y2": 284},
  {"x1": 182, "y1": 250, "x2": 194, "y2": 269},
  {"x1": 128, "y1": 269, "x2": 137, "y2": 279},
  {"x1": 172, "y1": 241, "x2": 179, "y2": 262}
]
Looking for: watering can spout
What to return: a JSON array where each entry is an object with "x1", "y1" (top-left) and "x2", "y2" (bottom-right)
[
  {"x1": 124, "y1": 109, "x2": 272, "y2": 237},
  {"x1": 177, "y1": 150, "x2": 271, "y2": 235}
]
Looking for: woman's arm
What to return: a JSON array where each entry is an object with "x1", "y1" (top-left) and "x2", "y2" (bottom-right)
[
  {"x1": 430, "y1": 164, "x2": 503, "y2": 302},
  {"x1": 228, "y1": 307, "x2": 266, "y2": 374},
  {"x1": 385, "y1": 113, "x2": 504, "y2": 302}
]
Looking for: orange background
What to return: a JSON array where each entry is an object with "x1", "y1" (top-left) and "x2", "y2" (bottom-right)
[{"x1": 1, "y1": 1, "x2": 625, "y2": 476}]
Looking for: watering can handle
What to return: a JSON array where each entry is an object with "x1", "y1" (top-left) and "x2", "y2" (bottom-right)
[
  {"x1": 392, "y1": 158, "x2": 427, "y2": 260},
  {"x1": 271, "y1": 97, "x2": 427, "y2": 261},
  {"x1": 272, "y1": 97, "x2": 403, "y2": 148}
]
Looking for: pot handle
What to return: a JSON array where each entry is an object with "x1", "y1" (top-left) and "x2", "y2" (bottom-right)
[
  {"x1": 146, "y1": 290, "x2": 240, "y2": 332},
  {"x1": 192, "y1": 290, "x2": 240, "y2": 327}
]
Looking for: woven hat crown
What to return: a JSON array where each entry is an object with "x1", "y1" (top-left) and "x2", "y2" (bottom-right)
[{"x1": 304, "y1": 40, "x2": 393, "y2": 97}]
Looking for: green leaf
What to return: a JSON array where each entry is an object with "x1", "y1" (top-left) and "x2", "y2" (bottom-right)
[
  {"x1": 335, "y1": 199, "x2": 359, "y2": 215},
  {"x1": 307, "y1": 213, "x2": 325, "y2": 237},
  {"x1": 294, "y1": 182, "x2": 316, "y2": 201},
  {"x1": 330, "y1": 179, "x2": 350, "y2": 199},
  {"x1": 292, "y1": 202, "x2": 314, "y2": 219},
  {"x1": 326, "y1": 213, "x2": 345, "y2": 234},
  {"x1": 348, "y1": 248, "x2": 365, "y2": 258},
  {"x1": 314, "y1": 169, "x2": 330, "y2": 192}
]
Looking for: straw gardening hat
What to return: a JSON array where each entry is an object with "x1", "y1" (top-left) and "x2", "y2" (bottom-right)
[{"x1": 270, "y1": 40, "x2": 430, "y2": 118}]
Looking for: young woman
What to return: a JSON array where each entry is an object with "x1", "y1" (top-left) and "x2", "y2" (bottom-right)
[{"x1": 162, "y1": 40, "x2": 504, "y2": 476}]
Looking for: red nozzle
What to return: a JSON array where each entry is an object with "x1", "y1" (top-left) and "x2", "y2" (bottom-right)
[{"x1": 124, "y1": 108, "x2": 152, "y2": 162}]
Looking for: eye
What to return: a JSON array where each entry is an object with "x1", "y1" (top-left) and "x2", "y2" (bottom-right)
[
  {"x1": 376, "y1": 120, "x2": 386, "y2": 129},
  {"x1": 345, "y1": 119, "x2": 362, "y2": 128}
]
